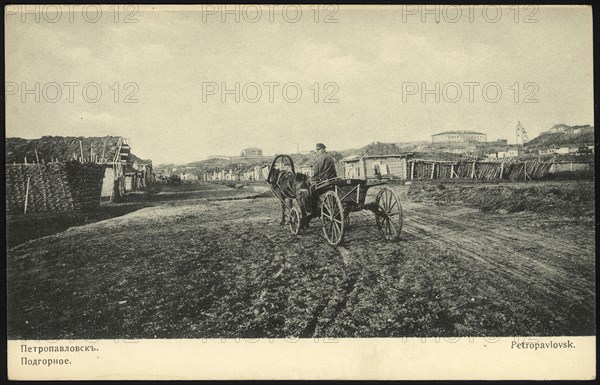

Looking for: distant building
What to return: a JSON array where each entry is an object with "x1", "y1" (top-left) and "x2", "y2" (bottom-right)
[
  {"x1": 431, "y1": 131, "x2": 487, "y2": 144},
  {"x1": 496, "y1": 149, "x2": 524, "y2": 158},
  {"x1": 180, "y1": 172, "x2": 199, "y2": 180},
  {"x1": 515, "y1": 121, "x2": 529, "y2": 145},
  {"x1": 555, "y1": 147, "x2": 579, "y2": 155},
  {"x1": 296, "y1": 165, "x2": 314, "y2": 177},
  {"x1": 241, "y1": 148, "x2": 263, "y2": 157}
]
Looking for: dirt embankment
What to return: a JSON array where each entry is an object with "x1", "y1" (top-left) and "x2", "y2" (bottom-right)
[{"x1": 406, "y1": 180, "x2": 595, "y2": 216}]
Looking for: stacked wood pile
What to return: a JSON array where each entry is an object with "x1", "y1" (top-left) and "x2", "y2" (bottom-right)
[
  {"x1": 410, "y1": 162, "x2": 434, "y2": 179},
  {"x1": 6, "y1": 161, "x2": 104, "y2": 213},
  {"x1": 454, "y1": 162, "x2": 473, "y2": 178},
  {"x1": 505, "y1": 161, "x2": 552, "y2": 181},
  {"x1": 437, "y1": 163, "x2": 454, "y2": 179},
  {"x1": 408, "y1": 160, "x2": 553, "y2": 181},
  {"x1": 474, "y1": 162, "x2": 504, "y2": 180}
]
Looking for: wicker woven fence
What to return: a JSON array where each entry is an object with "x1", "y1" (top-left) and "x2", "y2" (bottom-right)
[
  {"x1": 408, "y1": 160, "x2": 554, "y2": 181},
  {"x1": 6, "y1": 161, "x2": 104, "y2": 214}
]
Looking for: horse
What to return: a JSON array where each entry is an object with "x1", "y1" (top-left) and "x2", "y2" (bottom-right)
[{"x1": 269, "y1": 169, "x2": 313, "y2": 228}]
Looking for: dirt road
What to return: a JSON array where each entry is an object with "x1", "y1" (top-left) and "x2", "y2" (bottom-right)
[{"x1": 7, "y1": 182, "x2": 595, "y2": 339}]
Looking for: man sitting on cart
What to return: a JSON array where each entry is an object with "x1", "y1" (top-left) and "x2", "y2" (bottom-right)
[
  {"x1": 298, "y1": 143, "x2": 337, "y2": 223},
  {"x1": 312, "y1": 142, "x2": 338, "y2": 182}
]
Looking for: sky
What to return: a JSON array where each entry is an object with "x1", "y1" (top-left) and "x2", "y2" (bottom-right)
[{"x1": 5, "y1": 5, "x2": 594, "y2": 164}]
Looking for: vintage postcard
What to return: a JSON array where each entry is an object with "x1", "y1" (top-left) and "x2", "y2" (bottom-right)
[{"x1": 5, "y1": 4, "x2": 595, "y2": 380}]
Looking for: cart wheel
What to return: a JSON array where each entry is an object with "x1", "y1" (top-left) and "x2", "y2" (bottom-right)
[
  {"x1": 288, "y1": 207, "x2": 301, "y2": 235},
  {"x1": 375, "y1": 187, "x2": 403, "y2": 241},
  {"x1": 321, "y1": 191, "x2": 345, "y2": 246}
]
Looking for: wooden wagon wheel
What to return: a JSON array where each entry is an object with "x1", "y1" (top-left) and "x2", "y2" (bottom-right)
[
  {"x1": 375, "y1": 187, "x2": 403, "y2": 241},
  {"x1": 288, "y1": 207, "x2": 301, "y2": 235},
  {"x1": 321, "y1": 191, "x2": 345, "y2": 246}
]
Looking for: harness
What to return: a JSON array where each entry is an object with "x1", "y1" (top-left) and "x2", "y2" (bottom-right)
[{"x1": 276, "y1": 171, "x2": 296, "y2": 200}]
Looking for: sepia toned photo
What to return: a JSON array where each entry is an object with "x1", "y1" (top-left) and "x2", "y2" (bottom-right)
[{"x1": 5, "y1": 4, "x2": 595, "y2": 380}]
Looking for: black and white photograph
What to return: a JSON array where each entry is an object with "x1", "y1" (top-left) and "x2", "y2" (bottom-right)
[{"x1": 5, "y1": 4, "x2": 595, "y2": 380}]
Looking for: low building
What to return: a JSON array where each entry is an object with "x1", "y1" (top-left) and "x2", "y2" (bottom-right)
[
  {"x1": 342, "y1": 154, "x2": 408, "y2": 180},
  {"x1": 253, "y1": 165, "x2": 263, "y2": 180},
  {"x1": 261, "y1": 165, "x2": 270, "y2": 180},
  {"x1": 296, "y1": 165, "x2": 314, "y2": 177},
  {"x1": 180, "y1": 172, "x2": 199, "y2": 180},
  {"x1": 496, "y1": 149, "x2": 524, "y2": 158},
  {"x1": 432, "y1": 130, "x2": 487, "y2": 144},
  {"x1": 5, "y1": 135, "x2": 150, "y2": 200},
  {"x1": 556, "y1": 147, "x2": 579, "y2": 155},
  {"x1": 241, "y1": 148, "x2": 263, "y2": 157},
  {"x1": 132, "y1": 158, "x2": 153, "y2": 189}
]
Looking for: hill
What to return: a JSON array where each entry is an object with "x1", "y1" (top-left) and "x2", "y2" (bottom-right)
[{"x1": 526, "y1": 125, "x2": 594, "y2": 149}]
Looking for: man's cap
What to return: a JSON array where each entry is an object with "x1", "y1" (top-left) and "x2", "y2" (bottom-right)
[{"x1": 316, "y1": 143, "x2": 326, "y2": 150}]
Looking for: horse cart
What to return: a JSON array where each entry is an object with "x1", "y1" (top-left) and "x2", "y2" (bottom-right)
[{"x1": 266, "y1": 155, "x2": 403, "y2": 246}]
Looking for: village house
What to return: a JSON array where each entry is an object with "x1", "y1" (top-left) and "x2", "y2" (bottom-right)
[
  {"x1": 5, "y1": 136, "x2": 152, "y2": 212},
  {"x1": 486, "y1": 147, "x2": 527, "y2": 159},
  {"x1": 180, "y1": 172, "x2": 199, "y2": 181},
  {"x1": 261, "y1": 165, "x2": 270, "y2": 180},
  {"x1": 253, "y1": 165, "x2": 263, "y2": 180},
  {"x1": 132, "y1": 158, "x2": 153, "y2": 189},
  {"x1": 242, "y1": 169, "x2": 254, "y2": 181},
  {"x1": 495, "y1": 149, "x2": 525, "y2": 158},
  {"x1": 296, "y1": 165, "x2": 314, "y2": 177},
  {"x1": 555, "y1": 146, "x2": 579, "y2": 155},
  {"x1": 342, "y1": 154, "x2": 408, "y2": 180},
  {"x1": 5, "y1": 136, "x2": 151, "y2": 200}
]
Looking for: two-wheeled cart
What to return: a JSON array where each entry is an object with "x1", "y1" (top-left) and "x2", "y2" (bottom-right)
[{"x1": 267, "y1": 155, "x2": 403, "y2": 246}]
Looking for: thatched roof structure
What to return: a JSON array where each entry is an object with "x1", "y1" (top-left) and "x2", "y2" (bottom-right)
[
  {"x1": 5, "y1": 136, "x2": 129, "y2": 164},
  {"x1": 359, "y1": 142, "x2": 402, "y2": 156}
]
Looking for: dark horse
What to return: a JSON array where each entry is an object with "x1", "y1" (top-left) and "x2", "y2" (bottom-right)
[{"x1": 269, "y1": 169, "x2": 315, "y2": 229}]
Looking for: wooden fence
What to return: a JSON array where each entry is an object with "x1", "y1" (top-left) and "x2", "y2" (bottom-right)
[{"x1": 407, "y1": 159, "x2": 562, "y2": 181}]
